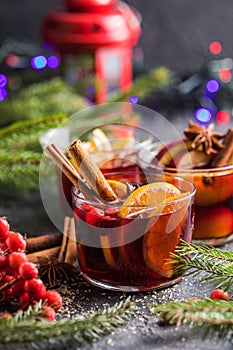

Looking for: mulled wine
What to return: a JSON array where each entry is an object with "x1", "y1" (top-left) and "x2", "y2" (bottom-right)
[
  {"x1": 72, "y1": 172, "x2": 195, "y2": 291},
  {"x1": 139, "y1": 122, "x2": 233, "y2": 245}
]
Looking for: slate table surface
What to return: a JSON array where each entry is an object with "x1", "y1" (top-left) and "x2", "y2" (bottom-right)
[{"x1": 1, "y1": 191, "x2": 233, "y2": 350}]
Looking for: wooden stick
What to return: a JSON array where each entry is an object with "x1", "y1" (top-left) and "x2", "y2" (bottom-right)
[
  {"x1": 26, "y1": 233, "x2": 62, "y2": 253},
  {"x1": 45, "y1": 144, "x2": 104, "y2": 202},
  {"x1": 27, "y1": 246, "x2": 60, "y2": 264},
  {"x1": 210, "y1": 128, "x2": 233, "y2": 167},
  {"x1": 45, "y1": 144, "x2": 80, "y2": 188},
  {"x1": 67, "y1": 139, "x2": 117, "y2": 202},
  {"x1": 57, "y1": 216, "x2": 70, "y2": 263},
  {"x1": 64, "y1": 217, "x2": 77, "y2": 267}
]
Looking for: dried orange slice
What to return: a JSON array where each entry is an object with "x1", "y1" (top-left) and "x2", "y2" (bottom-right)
[{"x1": 118, "y1": 182, "x2": 181, "y2": 218}]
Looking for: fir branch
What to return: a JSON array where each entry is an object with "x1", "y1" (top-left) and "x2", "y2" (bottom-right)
[
  {"x1": 0, "y1": 114, "x2": 67, "y2": 138},
  {"x1": 170, "y1": 241, "x2": 233, "y2": 292},
  {"x1": 0, "y1": 298, "x2": 134, "y2": 347},
  {"x1": 0, "y1": 150, "x2": 41, "y2": 164},
  {"x1": 109, "y1": 66, "x2": 171, "y2": 102},
  {"x1": 0, "y1": 78, "x2": 86, "y2": 126},
  {"x1": 150, "y1": 298, "x2": 233, "y2": 343},
  {"x1": 0, "y1": 163, "x2": 40, "y2": 193}
]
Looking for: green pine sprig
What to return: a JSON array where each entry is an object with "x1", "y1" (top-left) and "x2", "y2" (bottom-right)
[
  {"x1": 169, "y1": 240, "x2": 233, "y2": 292},
  {"x1": 109, "y1": 66, "x2": 171, "y2": 102},
  {"x1": 0, "y1": 78, "x2": 86, "y2": 127},
  {"x1": 0, "y1": 298, "x2": 134, "y2": 348},
  {"x1": 150, "y1": 298, "x2": 233, "y2": 342}
]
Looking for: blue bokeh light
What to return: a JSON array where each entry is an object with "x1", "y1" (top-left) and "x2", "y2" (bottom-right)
[
  {"x1": 31, "y1": 55, "x2": 47, "y2": 70},
  {"x1": 195, "y1": 108, "x2": 212, "y2": 123},
  {"x1": 47, "y1": 56, "x2": 59, "y2": 69},
  {"x1": 0, "y1": 74, "x2": 8, "y2": 88},
  {"x1": 0, "y1": 88, "x2": 8, "y2": 101},
  {"x1": 206, "y1": 79, "x2": 220, "y2": 93}
]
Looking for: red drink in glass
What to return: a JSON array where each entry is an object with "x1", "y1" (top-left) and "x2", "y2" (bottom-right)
[{"x1": 72, "y1": 172, "x2": 195, "y2": 291}]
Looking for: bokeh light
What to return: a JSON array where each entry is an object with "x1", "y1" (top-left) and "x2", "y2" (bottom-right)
[
  {"x1": 209, "y1": 41, "x2": 222, "y2": 55},
  {"x1": 219, "y1": 68, "x2": 232, "y2": 83},
  {"x1": 195, "y1": 107, "x2": 212, "y2": 123},
  {"x1": 5, "y1": 54, "x2": 19, "y2": 67},
  {"x1": 47, "y1": 56, "x2": 59, "y2": 69},
  {"x1": 31, "y1": 55, "x2": 47, "y2": 70},
  {"x1": 216, "y1": 110, "x2": 230, "y2": 124},
  {"x1": 0, "y1": 74, "x2": 8, "y2": 88},
  {"x1": 129, "y1": 96, "x2": 139, "y2": 104},
  {"x1": 206, "y1": 79, "x2": 220, "y2": 93},
  {"x1": 0, "y1": 88, "x2": 8, "y2": 102}
]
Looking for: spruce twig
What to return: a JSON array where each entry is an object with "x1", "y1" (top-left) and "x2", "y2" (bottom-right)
[
  {"x1": 150, "y1": 298, "x2": 233, "y2": 343},
  {"x1": 0, "y1": 298, "x2": 134, "y2": 347},
  {"x1": 169, "y1": 240, "x2": 233, "y2": 291}
]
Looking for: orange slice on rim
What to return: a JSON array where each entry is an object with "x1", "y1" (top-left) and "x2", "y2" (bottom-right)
[
  {"x1": 107, "y1": 179, "x2": 128, "y2": 198},
  {"x1": 118, "y1": 182, "x2": 181, "y2": 218}
]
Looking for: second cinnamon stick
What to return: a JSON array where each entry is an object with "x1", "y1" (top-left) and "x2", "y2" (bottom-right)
[
  {"x1": 210, "y1": 128, "x2": 233, "y2": 167},
  {"x1": 67, "y1": 139, "x2": 117, "y2": 202},
  {"x1": 26, "y1": 233, "x2": 62, "y2": 253},
  {"x1": 27, "y1": 246, "x2": 60, "y2": 264}
]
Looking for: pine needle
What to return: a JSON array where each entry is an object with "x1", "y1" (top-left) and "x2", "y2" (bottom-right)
[
  {"x1": 0, "y1": 78, "x2": 86, "y2": 126},
  {"x1": 169, "y1": 240, "x2": 233, "y2": 292},
  {"x1": 150, "y1": 298, "x2": 233, "y2": 343},
  {"x1": 0, "y1": 298, "x2": 134, "y2": 348}
]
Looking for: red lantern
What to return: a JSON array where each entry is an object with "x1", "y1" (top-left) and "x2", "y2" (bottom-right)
[{"x1": 42, "y1": 0, "x2": 141, "y2": 102}]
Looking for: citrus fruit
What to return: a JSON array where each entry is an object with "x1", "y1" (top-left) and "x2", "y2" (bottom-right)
[
  {"x1": 107, "y1": 179, "x2": 128, "y2": 198},
  {"x1": 111, "y1": 136, "x2": 135, "y2": 150},
  {"x1": 142, "y1": 191, "x2": 190, "y2": 277},
  {"x1": 143, "y1": 216, "x2": 184, "y2": 278},
  {"x1": 118, "y1": 182, "x2": 181, "y2": 218},
  {"x1": 89, "y1": 128, "x2": 112, "y2": 152}
]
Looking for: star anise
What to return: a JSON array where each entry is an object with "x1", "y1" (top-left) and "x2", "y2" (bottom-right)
[
  {"x1": 36, "y1": 256, "x2": 79, "y2": 288},
  {"x1": 184, "y1": 121, "x2": 225, "y2": 155}
]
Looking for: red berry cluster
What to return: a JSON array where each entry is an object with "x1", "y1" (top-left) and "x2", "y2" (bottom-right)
[{"x1": 0, "y1": 217, "x2": 62, "y2": 321}]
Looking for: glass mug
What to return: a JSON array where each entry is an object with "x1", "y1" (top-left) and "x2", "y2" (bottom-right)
[
  {"x1": 139, "y1": 145, "x2": 233, "y2": 246},
  {"x1": 72, "y1": 171, "x2": 195, "y2": 292}
]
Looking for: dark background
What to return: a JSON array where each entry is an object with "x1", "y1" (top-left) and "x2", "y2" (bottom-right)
[{"x1": 0, "y1": 0, "x2": 233, "y2": 75}]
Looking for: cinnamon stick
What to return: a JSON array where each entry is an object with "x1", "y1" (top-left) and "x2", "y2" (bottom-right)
[
  {"x1": 210, "y1": 128, "x2": 233, "y2": 167},
  {"x1": 64, "y1": 217, "x2": 77, "y2": 267},
  {"x1": 67, "y1": 139, "x2": 117, "y2": 202},
  {"x1": 26, "y1": 233, "x2": 62, "y2": 253},
  {"x1": 57, "y1": 216, "x2": 70, "y2": 263},
  {"x1": 45, "y1": 144, "x2": 104, "y2": 202},
  {"x1": 27, "y1": 246, "x2": 60, "y2": 264},
  {"x1": 45, "y1": 144, "x2": 80, "y2": 188}
]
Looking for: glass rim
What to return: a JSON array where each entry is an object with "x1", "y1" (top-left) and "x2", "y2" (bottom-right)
[
  {"x1": 138, "y1": 142, "x2": 233, "y2": 174},
  {"x1": 151, "y1": 163, "x2": 233, "y2": 174},
  {"x1": 71, "y1": 173, "x2": 196, "y2": 209}
]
